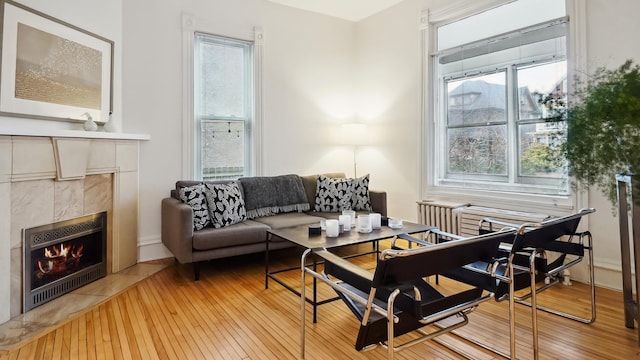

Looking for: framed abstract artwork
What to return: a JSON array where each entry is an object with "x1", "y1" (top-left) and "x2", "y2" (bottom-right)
[{"x1": 0, "y1": 0, "x2": 113, "y2": 123}]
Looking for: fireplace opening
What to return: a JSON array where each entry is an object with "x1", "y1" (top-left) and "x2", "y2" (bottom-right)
[{"x1": 23, "y1": 211, "x2": 107, "y2": 312}]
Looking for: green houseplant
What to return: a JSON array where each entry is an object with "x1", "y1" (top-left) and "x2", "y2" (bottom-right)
[{"x1": 562, "y1": 60, "x2": 640, "y2": 206}]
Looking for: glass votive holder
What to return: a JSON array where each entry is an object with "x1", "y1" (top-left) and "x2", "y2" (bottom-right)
[
  {"x1": 338, "y1": 214, "x2": 352, "y2": 231},
  {"x1": 326, "y1": 219, "x2": 340, "y2": 237},
  {"x1": 369, "y1": 213, "x2": 381, "y2": 229},
  {"x1": 388, "y1": 217, "x2": 403, "y2": 229},
  {"x1": 357, "y1": 214, "x2": 372, "y2": 233},
  {"x1": 320, "y1": 219, "x2": 326, "y2": 230},
  {"x1": 342, "y1": 209, "x2": 356, "y2": 227}
]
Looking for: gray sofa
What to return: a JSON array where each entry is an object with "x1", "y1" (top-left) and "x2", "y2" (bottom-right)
[{"x1": 161, "y1": 173, "x2": 387, "y2": 280}]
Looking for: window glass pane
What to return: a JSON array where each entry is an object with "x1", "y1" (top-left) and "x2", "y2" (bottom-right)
[
  {"x1": 448, "y1": 125, "x2": 507, "y2": 176},
  {"x1": 437, "y1": 0, "x2": 565, "y2": 51},
  {"x1": 198, "y1": 40, "x2": 247, "y2": 118},
  {"x1": 447, "y1": 72, "x2": 506, "y2": 127},
  {"x1": 518, "y1": 122, "x2": 566, "y2": 177},
  {"x1": 517, "y1": 60, "x2": 567, "y2": 120},
  {"x1": 201, "y1": 120, "x2": 245, "y2": 180}
]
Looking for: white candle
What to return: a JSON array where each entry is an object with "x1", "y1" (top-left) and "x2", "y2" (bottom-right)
[
  {"x1": 369, "y1": 213, "x2": 381, "y2": 229},
  {"x1": 326, "y1": 219, "x2": 340, "y2": 237},
  {"x1": 357, "y1": 215, "x2": 371, "y2": 233},
  {"x1": 342, "y1": 210, "x2": 356, "y2": 227},
  {"x1": 338, "y1": 215, "x2": 352, "y2": 231}
]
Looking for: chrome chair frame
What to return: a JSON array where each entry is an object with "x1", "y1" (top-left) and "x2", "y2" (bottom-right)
[
  {"x1": 480, "y1": 211, "x2": 596, "y2": 325},
  {"x1": 438, "y1": 208, "x2": 596, "y2": 360}
]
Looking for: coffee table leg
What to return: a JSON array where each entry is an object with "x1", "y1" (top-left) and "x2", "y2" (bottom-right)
[{"x1": 265, "y1": 233, "x2": 270, "y2": 289}]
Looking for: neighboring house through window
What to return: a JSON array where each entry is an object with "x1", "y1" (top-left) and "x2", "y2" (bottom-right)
[{"x1": 426, "y1": 0, "x2": 570, "y2": 201}]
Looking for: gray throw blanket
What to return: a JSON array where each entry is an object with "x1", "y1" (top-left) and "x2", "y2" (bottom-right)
[{"x1": 239, "y1": 174, "x2": 311, "y2": 219}]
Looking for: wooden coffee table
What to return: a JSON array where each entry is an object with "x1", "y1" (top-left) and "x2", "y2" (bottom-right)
[{"x1": 265, "y1": 220, "x2": 432, "y2": 322}]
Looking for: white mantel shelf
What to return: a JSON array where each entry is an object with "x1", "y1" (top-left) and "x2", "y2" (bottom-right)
[{"x1": 0, "y1": 127, "x2": 150, "y2": 140}]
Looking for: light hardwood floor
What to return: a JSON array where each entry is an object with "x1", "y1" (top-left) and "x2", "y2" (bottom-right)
[{"x1": 1, "y1": 242, "x2": 639, "y2": 359}]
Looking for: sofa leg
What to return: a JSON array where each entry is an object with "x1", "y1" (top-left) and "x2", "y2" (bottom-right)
[{"x1": 194, "y1": 262, "x2": 200, "y2": 281}]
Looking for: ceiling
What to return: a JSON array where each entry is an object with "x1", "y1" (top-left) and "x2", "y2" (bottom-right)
[{"x1": 266, "y1": 0, "x2": 405, "y2": 22}]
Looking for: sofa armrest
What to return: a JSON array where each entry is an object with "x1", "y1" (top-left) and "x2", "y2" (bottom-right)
[
  {"x1": 370, "y1": 190, "x2": 387, "y2": 217},
  {"x1": 161, "y1": 197, "x2": 195, "y2": 264}
]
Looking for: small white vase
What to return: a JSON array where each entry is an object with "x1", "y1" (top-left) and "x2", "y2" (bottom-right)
[
  {"x1": 83, "y1": 116, "x2": 98, "y2": 131},
  {"x1": 103, "y1": 119, "x2": 120, "y2": 133}
]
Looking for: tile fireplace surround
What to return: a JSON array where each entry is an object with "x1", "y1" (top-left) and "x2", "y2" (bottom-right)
[{"x1": 0, "y1": 132, "x2": 148, "y2": 326}]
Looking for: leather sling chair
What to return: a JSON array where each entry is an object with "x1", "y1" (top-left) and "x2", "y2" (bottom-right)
[{"x1": 299, "y1": 228, "x2": 515, "y2": 360}]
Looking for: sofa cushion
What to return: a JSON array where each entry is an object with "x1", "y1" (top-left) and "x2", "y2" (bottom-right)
[
  {"x1": 312, "y1": 174, "x2": 372, "y2": 212},
  {"x1": 301, "y1": 173, "x2": 346, "y2": 209},
  {"x1": 204, "y1": 182, "x2": 247, "y2": 228},
  {"x1": 314, "y1": 175, "x2": 353, "y2": 212},
  {"x1": 351, "y1": 174, "x2": 372, "y2": 211},
  {"x1": 239, "y1": 174, "x2": 310, "y2": 219},
  {"x1": 253, "y1": 212, "x2": 326, "y2": 230},
  {"x1": 178, "y1": 184, "x2": 210, "y2": 230},
  {"x1": 192, "y1": 220, "x2": 270, "y2": 250}
]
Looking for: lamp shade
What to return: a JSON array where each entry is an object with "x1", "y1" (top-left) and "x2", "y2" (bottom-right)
[{"x1": 340, "y1": 123, "x2": 369, "y2": 145}]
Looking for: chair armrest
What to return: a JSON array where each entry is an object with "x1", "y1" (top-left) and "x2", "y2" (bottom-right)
[
  {"x1": 314, "y1": 249, "x2": 374, "y2": 283},
  {"x1": 479, "y1": 217, "x2": 521, "y2": 234},
  {"x1": 427, "y1": 228, "x2": 465, "y2": 243},
  {"x1": 392, "y1": 233, "x2": 432, "y2": 248},
  {"x1": 161, "y1": 197, "x2": 195, "y2": 263}
]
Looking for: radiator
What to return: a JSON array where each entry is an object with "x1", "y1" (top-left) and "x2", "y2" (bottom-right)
[
  {"x1": 417, "y1": 200, "x2": 469, "y2": 235},
  {"x1": 458, "y1": 206, "x2": 551, "y2": 237}
]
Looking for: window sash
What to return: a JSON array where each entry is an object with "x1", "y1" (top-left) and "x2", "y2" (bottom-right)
[
  {"x1": 194, "y1": 33, "x2": 254, "y2": 180},
  {"x1": 434, "y1": 19, "x2": 568, "y2": 196}
]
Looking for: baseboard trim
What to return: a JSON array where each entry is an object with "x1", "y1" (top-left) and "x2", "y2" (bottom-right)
[{"x1": 138, "y1": 235, "x2": 173, "y2": 262}]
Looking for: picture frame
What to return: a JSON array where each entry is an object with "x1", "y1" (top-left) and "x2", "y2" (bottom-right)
[{"x1": 0, "y1": 0, "x2": 113, "y2": 123}]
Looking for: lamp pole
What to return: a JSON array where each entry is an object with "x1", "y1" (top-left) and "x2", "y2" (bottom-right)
[
  {"x1": 353, "y1": 145, "x2": 358, "y2": 178},
  {"x1": 340, "y1": 123, "x2": 368, "y2": 178}
]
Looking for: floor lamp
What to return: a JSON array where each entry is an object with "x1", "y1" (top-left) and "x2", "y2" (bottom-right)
[{"x1": 340, "y1": 123, "x2": 369, "y2": 177}]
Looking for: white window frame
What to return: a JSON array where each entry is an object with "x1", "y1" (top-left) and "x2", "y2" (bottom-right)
[
  {"x1": 182, "y1": 14, "x2": 263, "y2": 180},
  {"x1": 420, "y1": 0, "x2": 588, "y2": 214}
]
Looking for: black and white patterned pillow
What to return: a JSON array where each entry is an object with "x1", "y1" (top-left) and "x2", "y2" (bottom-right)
[
  {"x1": 314, "y1": 175, "x2": 353, "y2": 212},
  {"x1": 178, "y1": 184, "x2": 211, "y2": 231},
  {"x1": 351, "y1": 174, "x2": 372, "y2": 211},
  {"x1": 204, "y1": 182, "x2": 247, "y2": 228}
]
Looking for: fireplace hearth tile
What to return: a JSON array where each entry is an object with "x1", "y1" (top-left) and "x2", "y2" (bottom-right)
[
  {"x1": 53, "y1": 180, "x2": 84, "y2": 221},
  {"x1": 84, "y1": 174, "x2": 112, "y2": 214},
  {"x1": 9, "y1": 247, "x2": 20, "y2": 319},
  {"x1": 11, "y1": 180, "x2": 54, "y2": 248},
  {"x1": 0, "y1": 320, "x2": 42, "y2": 347}
]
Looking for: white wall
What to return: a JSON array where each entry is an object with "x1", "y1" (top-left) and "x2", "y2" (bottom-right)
[
  {"x1": 580, "y1": 0, "x2": 640, "y2": 289},
  {"x1": 353, "y1": 0, "x2": 427, "y2": 221},
  {"x1": 122, "y1": 0, "x2": 358, "y2": 261}
]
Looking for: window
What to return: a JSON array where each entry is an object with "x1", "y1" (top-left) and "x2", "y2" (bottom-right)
[
  {"x1": 430, "y1": 0, "x2": 569, "y2": 197},
  {"x1": 194, "y1": 33, "x2": 254, "y2": 180}
]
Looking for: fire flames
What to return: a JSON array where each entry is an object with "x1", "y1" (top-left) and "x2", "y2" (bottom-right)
[{"x1": 37, "y1": 243, "x2": 83, "y2": 275}]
